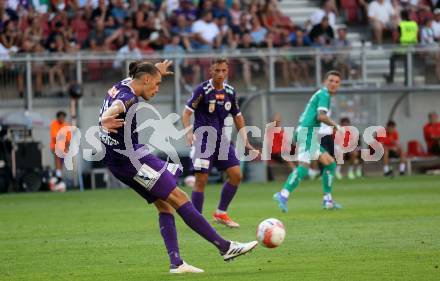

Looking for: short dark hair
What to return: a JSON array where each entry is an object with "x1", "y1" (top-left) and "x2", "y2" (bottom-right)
[
  {"x1": 128, "y1": 61, "x2": 160, "y2": 79},
  {"x1": 211, "y1": 57, "x2": 229, "y2": 66},
  {"x1": 56, "y1": 111, "x2": 67, "y2": 118},
  {"x1": 387, "y1": 120, "x2": 396, "y2": 127},
  {"x1": 340, "y1": 117, "x2": 350, "y2": 124},
  {"x1": 324, "y1": 70, "x2": 342, "y2": 80}
]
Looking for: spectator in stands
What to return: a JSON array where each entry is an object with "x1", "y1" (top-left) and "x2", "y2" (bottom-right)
[
  {"x1": 432, "y1": 8, "x2": 440, "y2": 39},
  {"x1": 136, "y1": 1, "x2": 153, "y2": 43},
  {"x1": 421, "y1": 17, "x2": 435, "y2": 44},
  {"x1": 16, "y1": 39, "x2": 44, "y2": 98},
  {"x1": 110, "y1": 0, "x2": 129, "y2": 27},
  {"x1": 309, "y1": 16, "x2": 334, "y2": 45},
  {"x1": 197, "y1": 0, "x2": 214, "y2": 18},
  {"x1": 336, "y1": 117, "x2": 363, "y2": 179},
  {"x1": 332, "y1": 25, "x2": 352, "y2": 79},
  {"x1": 310, "y1": 0, "x2": 337, "y2": 30},
  {"x1": 0, "y1": 20, "x2": 19, "y2": 53},
  {"x1": 213, "y1": 0, "x2": 231, "y2": 21},
  {"x1": 0, "y1": 0, "x2": 18, "y2": 32},
  {"x1": 191, "y1": 11, "x2": 219, "y2": 50},
  {"x1": 236, "y1": 32, "x2": 259, "y2": 90},
  {"x1": 249, "y1": 16, "x2": 268, "y2": 46},
  {"x1": 91, "y1": 0, "x2": 109, "y2": 22},
  {"x1": 378, "y1": 120, "x2": 407, "y2": 176},
  {"x1": 113, "y1": 36, "x2": 142, "y2": 69},
  {"x1": 216, "y1": 15, "x2": 233, "y2": 49},
  {"x1": 230, "y1": 0, "x2": 242, "y2": 30},
  {"x1": 87, "y1": 18, "x2": 109, "y2": 51},
  {"x1": 288, "y1": 28, "x2": 313, "y2": 86},
  {"x1": 384, "y1": 10, "x2": 418, "y2": 85},
  {"x1": 368, "y1": 0, "x2": 397, "y2": 44},
  {"x1": 48, "y1": 34, "x2": 68, "y2": 95},
  {"x1": 105, "y1": 17, "x2": 139, "y2": 50},
  {"x1": 266, "y1": 112, "x2": 295, "y2": 181},
  {"x1": 50, "y1": 111, "x2": 71, "y2": 180},
  {"x1": 71, "y1": 9, "x2": 90, "y2": 47},
  {"x1": 424, "y1": 111, "x2": 440, "y2": 155},
  {"x1": 171, "y1": 14, "x2": 193, "y2": 50},
  {"x1": 164, "y1": 33, "x2": 201, "y2": 89},
  {"x1": 174, "y1": 0, "x2": 197, "y2": 22}
]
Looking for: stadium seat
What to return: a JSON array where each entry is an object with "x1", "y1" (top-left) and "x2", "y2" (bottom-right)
[
  {"x1": 340, "y1": 0, "x2": 359, "y2": 24},
  {"x1": 407, "y1": 140, "x2": 427, "y2": 157}
]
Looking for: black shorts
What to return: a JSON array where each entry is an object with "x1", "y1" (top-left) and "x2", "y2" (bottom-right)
[
  {"x1": 320, "y1": 134, "x2": 335, "y2": 157},
  {"x1": 389, "y1": 149, "x2": 400, "y2": 158}
]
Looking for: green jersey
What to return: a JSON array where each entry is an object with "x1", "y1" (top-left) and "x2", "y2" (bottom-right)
[{"x1": 298, "y1": 87, "x2": 331, "y2": 128}]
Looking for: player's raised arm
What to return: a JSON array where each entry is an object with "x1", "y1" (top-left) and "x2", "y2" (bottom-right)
[{"x1": 155, "y1": 60, "x2": 174, "y2": 76}]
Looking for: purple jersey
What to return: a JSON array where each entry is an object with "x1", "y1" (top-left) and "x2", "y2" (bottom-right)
[
  {"x1": 99, "y1": 78, "x2": 180, "y2": 204},
  {"x1": 186, "y1": 79, "x2": 241, "y2": 173},
  {"x1": 185, "y1": 79, "x2": 241, "y2": 136},
  {"x1": 99, "y1": 77, "x2": 139, "y2": 159}
]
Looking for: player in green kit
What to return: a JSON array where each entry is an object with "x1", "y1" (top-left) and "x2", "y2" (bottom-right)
[{"x1": 273, "y1": 71, "x2": 345, "y2": 212}]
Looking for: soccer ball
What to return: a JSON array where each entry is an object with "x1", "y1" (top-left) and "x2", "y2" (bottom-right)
[
  {"x1": 49, "y1": 177, "x2": 66, "y2": 192},
  {"x1": 256, "y1": 218, "x2": 286, "y2": 248},
  {"x1": 183, "y1": 175, "x2": 196, "y2": 188}
]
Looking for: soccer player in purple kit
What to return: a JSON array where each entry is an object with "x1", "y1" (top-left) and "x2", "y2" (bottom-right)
[
  {"x1": 99, "y1": 60, "x2": 258, "y2": 274},
  {"x1": 182, "y1": 58, "x2": 259, "y2": 228}
]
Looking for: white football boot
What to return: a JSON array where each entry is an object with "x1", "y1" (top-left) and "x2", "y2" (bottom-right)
[
  {"x1": 169, "y1": 261, "x2": 204, "y2": 274},
  {"x1": 222, "y1": 241, "x2": 258, "y2": 261}
]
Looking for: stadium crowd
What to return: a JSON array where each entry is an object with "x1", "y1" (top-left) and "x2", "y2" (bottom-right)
[{"x1": 2, "y1": 0, "x2": 440, "y2": 91}]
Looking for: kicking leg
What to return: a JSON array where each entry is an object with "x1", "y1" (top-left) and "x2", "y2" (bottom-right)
[{"x1": 167, "y1": 187, "x2": 257, "y2": 261}]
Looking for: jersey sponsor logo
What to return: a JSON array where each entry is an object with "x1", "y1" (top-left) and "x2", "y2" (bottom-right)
[
  {"x1": 99, "y1": 131, "x2": 119, "y2": 146},
  {"x1": 215, "y1": 94, "x2": 225, "y2": 100},
  {"x1": 166, "y1": 163, "x2": 180, "y2": 175},
  {"x1": 124, "y1": 97, "x2": 137, "y2": 110},
  {"x1": 107, "y1": 86, "x2": 119, "y2": 98},
  {"x1": 209, "y1": 100, "x2": 216, "y2": 113},
  {"x1": 193, "y1": 158, "x2": 210, "y2": 170},
  {"x1": 225, "y1": 101, "x2": 232, "y2": 111},
  {"x1": 192, "y1": 94, "x2": 203, "y2": 109},
  {"x1": 133, "y1": 164, "x2": 161, "y2": 191}
]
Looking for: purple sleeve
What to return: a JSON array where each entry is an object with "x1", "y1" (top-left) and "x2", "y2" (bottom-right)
[
  {"x1": 185, "y1": 86, "x2": 203, "y2": 112},
  {"x1": 230, "y1": 91, "x2": 241, "y2": 116},
  {"x1": 115, "y1": 91, "x2": 137, "y2": 112}
]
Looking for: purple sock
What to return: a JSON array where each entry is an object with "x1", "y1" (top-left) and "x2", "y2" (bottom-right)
[
  {"x1": 177, "y1": 202, "x2": 230, "y2": 253},
  {"x1": 217, "y1": 182, "x2": 238, "y2": 212},
  {"x1": 159, "y1": 213, "x2": 183, "y2": 267},
  {"x1": 191, "y1": 191, "x2": 204, "y2": 213}
]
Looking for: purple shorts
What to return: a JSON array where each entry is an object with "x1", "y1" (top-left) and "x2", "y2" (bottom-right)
[
  {"x1": 191, "y1": 138, "x2": 240, "y2": 174},
  {"x1": 107, "y1": 151, "x2": 181, "y2": 204}
]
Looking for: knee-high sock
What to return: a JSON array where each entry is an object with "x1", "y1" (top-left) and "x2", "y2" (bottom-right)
[
  {"x1": 191, "y1": 191, "x2": 204, "y2": 213},
  {"x1": 159, "y1": 213, "x2": 183, "y2": 267},
  {"x1": 283, "y1": 165, "x2": 308, "y2": 193},
  {"x1": 322, "y1": 162, "x2": 336, "y2": 194},
  {"x1": 217, "y1": 182, "x2": 238, "y2": 212},
  {"x1": 177, "y1": 202, "x2": 230, "y2": 253}
]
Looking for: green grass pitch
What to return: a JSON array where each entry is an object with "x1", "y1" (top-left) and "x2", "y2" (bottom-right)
[{"x1": 1, "y1": 176, "x2": 439, "y2": 281}]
